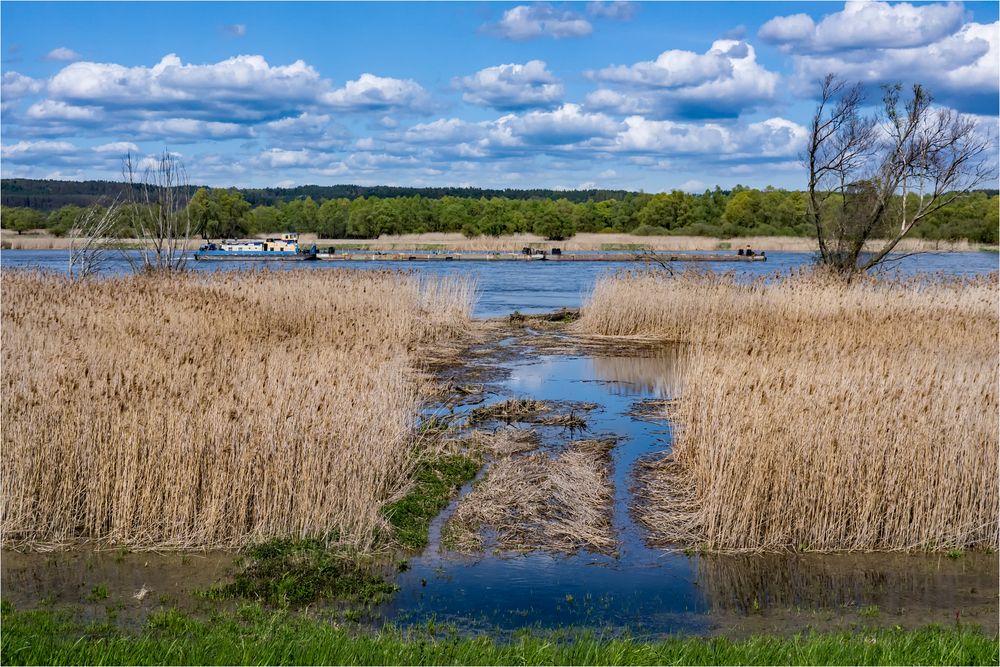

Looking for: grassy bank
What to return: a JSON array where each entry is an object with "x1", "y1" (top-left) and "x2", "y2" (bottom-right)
[
  {"x1": 577, "y1": 271, "x2": 998, "y2": 553},
  {"x1": 2, "y1": 604, "x2": 996, "y2": 666},
  {"x1": 1, "y1": 269, "x2": 473, "y2": 550}
]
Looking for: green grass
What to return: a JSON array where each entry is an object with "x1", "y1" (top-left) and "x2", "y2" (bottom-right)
[
  {"x1": 2, "y1": 604, "x2": 997, "y2": 666},
  {"x1": 202, "y1": 538, "x2": 397, "y2": 606},
  {"x1": 382, "y1": 453, "x2": 481, "y2": 550},
  {"x1": 85, "y1": 585, "x2": 108, "y2": 603}
]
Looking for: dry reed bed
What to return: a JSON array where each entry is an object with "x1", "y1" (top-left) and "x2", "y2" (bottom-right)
[
  {"x1": 446, "y1": 437, "x2": 616, "y2": 554},
  {"x1": 1, "y1": 269, "x2": 473, "y2": 550},
  {"x1": 577, "y1": 270, "x2": 998, "y2": 552}
]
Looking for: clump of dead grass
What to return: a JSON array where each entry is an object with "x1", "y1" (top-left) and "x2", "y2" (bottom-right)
[
  {"x1": 1, "y1": 269, "x2": 473, "y2": 550},
  {"x1": 446, "y1": 438, "x2": 616, "y2": 554},
  {"x1": 463, "y1": 427, "x2": 541, "y2": 458},
  {"x1": 580, "y1": 269, "x2": 999, "y2": 553}
]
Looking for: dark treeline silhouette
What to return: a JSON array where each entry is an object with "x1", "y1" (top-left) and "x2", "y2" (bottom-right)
[{"x1": 0, "y1": 179, "x2": 634, "y2": 211}]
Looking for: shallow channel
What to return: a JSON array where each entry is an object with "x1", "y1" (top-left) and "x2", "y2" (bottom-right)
[{"x1": 381, "y1": 330, "x2": 999, "y2": 637}]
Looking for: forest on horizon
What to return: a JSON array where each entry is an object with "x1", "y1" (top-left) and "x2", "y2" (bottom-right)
[{"x1": 1, "y1": 178, "x2": 997, "y2": 243}]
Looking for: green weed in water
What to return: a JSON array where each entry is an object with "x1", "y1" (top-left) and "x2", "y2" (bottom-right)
[
  {"x1": 202, "y1": 538, "x2": 396, "y2": 606},
  {"x1": 382, "y1": 453, "x2": 481, "y2": 550}
]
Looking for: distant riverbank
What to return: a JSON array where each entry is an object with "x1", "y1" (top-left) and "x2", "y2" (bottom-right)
[{"x1": 2, "y1": 230, "x2": 995, "y2": 253}]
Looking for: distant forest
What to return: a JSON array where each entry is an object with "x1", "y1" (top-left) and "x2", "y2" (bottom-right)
[
  {"x1": 1, "y1": 178, "x2": 997, "y2": 243},
  {"x1": 0, "y1": 179, "x2": 633, "y2": 210}
]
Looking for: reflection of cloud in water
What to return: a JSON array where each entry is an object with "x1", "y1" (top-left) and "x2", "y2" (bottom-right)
[
  {"x1": 506, "y1": 358, "x2": 563, "y2": 392},
  {"x1": 590, "y1": 346, "x2": 687, "y2": 398},
  {"x1": 696, "y1": 553, "x2": 998, "y2": 617}
]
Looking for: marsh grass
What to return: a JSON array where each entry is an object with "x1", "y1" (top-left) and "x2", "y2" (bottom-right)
[
  {"x1": 1, "y1": 269, "x2": 473, "y2": 551},
  {"x1": 579, "y1": 270, "x2": 998, "y2": 553}
]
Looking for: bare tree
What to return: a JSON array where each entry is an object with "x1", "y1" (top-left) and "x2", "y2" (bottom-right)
[
  {"x1": 806, "y1": 75, "x2": 994, "y2": 274},
  {"x1": 121, "y1": 149, "x2": 193, "y2": 272},
  {"x1": 68, "y1": 197, "x2": 121, "y2": 279}
]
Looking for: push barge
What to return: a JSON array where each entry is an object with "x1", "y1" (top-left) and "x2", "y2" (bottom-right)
[
  {"x1": 194, "y1": 235, "x2": 766, "y2": 263},
  {"x1": 314, "y1": 250, "x2": 767, "y2": 262},
  {"x1": 194, "y1": 233, "x2": 318, "y2": 261}
]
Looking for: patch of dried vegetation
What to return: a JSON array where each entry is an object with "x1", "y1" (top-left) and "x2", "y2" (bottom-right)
[
  {"x1": 580, "y1": 269, "x2": 998, "y2": 552},
  {"x1": 446, "y1": 438, "x2": 616, "y2": 554},
  {"x1": 1, "y1": 269, "x2": 473, "y2": 550}
]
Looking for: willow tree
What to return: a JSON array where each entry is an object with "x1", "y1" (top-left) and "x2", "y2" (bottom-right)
[{"x1": 806, "y1": 75, "x2": 994, "y2": 274}]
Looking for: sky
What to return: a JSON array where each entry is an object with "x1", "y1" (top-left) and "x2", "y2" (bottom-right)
[{"x1": 1, "y1": 1, "x2": 997, "y2": 192}]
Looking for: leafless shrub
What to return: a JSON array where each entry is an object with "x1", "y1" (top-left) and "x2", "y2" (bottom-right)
[{"x1": 68, "y1": 198, "x2": 121, "y2": 279}]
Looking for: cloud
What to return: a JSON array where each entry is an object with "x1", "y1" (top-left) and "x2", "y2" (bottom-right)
[
  {"x1": 44, "y1": 47, "x2": 82, "y2": 62},
  {"x1": 136, "y1": 118, "x2": 254, "y2": 141},
  {"x1": 614, "y1": 116, "x2": 807, "y2": 157},
  {"x1": 761, "y1": 2, "x2": 998, "y2": 114},
  {"x1": 0, "y1": 140, "x2": 79, "y2": 164},
  {"x1": 759, "y1": 1, "x2": 966, "y2": 53},
  {"x1": 502, "y1": 103, "x2": 619, "y2": 145},
  {"x1": 587, "y1": 39, "x2": 780, "y2": 118},
  {"x1": 587, "y1": 1, "x2": 637, "y2": 21},
  {"x1": 484, "y1": 4, "x2": 592, "y2": 40},
  {"x1": 94, "y1": 141, "x2": 140, "y2": 153},
  {"x1": 320, "y1": 73, "x2": 433, "y2": 112},
  {"x1": 26, "y1": 100, "x2": 101, "y2": 121},
  {"x1": 46, "y1": 54, "x2": 323, "y2": 122},
  {"x1": 1, "y1": 71, "x2": 44, "y2": 99},
  {"x1": 255, "y1": 147, "x2": 328, "y2": 168},
  {"x1": 221, "y1": 24, "x2": 247, "y2": 37},
  {"x1": 457, "y1": 60, "x2": 563, "y2": 110}
]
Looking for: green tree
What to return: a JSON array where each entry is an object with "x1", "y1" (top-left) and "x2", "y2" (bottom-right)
[
  {"x1": 316, "y1": 199, "x2": 350, "y2": 238},
  {"x1": 188, "y1": 188, "x2": 251, "y2": 239},
  {"x1": 2, "y1": 207, "x2": 45, "y2": 234},
  {"x1": 46, "y1": 205, "x2": 85, "y2": 237}
]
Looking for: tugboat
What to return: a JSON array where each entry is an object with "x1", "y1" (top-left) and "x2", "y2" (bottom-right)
[{"x1": 194, "y1": 233, "x2": 318, "y2": 261}]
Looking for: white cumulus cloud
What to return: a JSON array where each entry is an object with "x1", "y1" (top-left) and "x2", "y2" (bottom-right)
[
  {"x1": 44, "y1": 47, "x2": 82, "y2": 62},
  {"x1": 759, "y1": 1, "x2": 966, "y2": 52},
  {"x1": 760, "y1": 2, "x2": 998, "y2": 114},
  {"x1": 457, "y1": 60, "x2": 563, "y2": 110},
  {"x1": 484, "y1": 4, "x2": 592, "y2": 40},
  {"x1": 320, "y1": 73, "x2": 433, "y2": 112},
  {"x1": 1, "y1": 72, "x2": 44, "y2": 99},
  {"x1": 587, "y1": 39, "x2": 780, "y2": 118}
]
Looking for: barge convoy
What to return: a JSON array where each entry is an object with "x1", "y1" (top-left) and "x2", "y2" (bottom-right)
[{"x1": 194, "y1": 234, "x2": 767, "y2": 263}]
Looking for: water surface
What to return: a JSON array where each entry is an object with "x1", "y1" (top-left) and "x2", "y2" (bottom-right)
[{"x1": 2, "y1": 249, "x2": 996, "y2": 318}]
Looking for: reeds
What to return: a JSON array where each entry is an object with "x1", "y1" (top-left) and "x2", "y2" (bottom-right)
[
  {"x1": 1, "y1": 269, "x2": 473, "y2": 550},
  {"x1": 578, "y1": 270, "x2": 999, "y2": 552}
]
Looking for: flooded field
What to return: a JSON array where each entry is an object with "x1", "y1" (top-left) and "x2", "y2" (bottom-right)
[{"x1": 4, "y1": 320, "x2": 996, "y2": 639}]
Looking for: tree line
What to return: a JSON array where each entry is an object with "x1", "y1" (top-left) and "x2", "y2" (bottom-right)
[{"x1": 3, "y1": 185, "x2": 996, "y2": 243}]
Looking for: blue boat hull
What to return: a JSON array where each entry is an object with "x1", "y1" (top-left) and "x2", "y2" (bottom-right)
[{"x1": 194, "y1": 251, "x2": 317, "y2": 261}]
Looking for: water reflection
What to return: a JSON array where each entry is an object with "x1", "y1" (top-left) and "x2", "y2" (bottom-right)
[
  {"x1": 696, "y1": 553, "x2": 997, "y2": 615},
  {"x1": 590, "y1": 346, "x2": 687, "y2": 398}
]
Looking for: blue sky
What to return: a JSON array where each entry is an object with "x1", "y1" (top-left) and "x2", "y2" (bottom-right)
[{"x1": 1, "y1": 1, "x2": 997, "y2": 192}]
